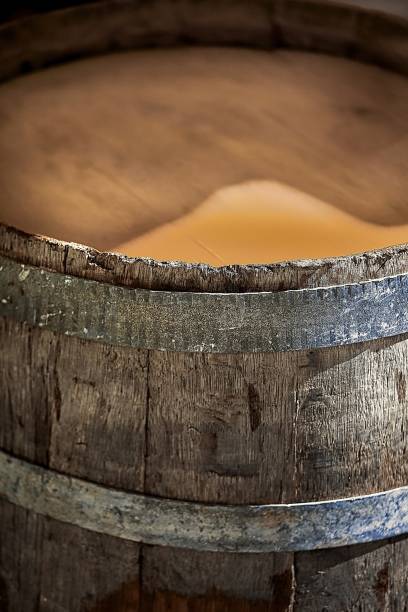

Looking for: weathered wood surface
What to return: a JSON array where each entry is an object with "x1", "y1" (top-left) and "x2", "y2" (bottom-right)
[
  {"x1": 0, "y1": 500, "x2": 140, "y2": 612},
  {"x1": 1, "y1": 46, "x2": 408, "y2": 255},
  {"x1": 294, "y1": 537, "x2": 408, "y2": 611},
  {"x1": 0, "y1": 316, "x2": 146, "y2": 611},
  {"x1": 3, "y1": 222, "x2": 408, "y2": 293},
  {"x1": 0, "y1": 0, "x2": 407, "y2": 291},
  {"x1": 1, "y1": 312, "x2": 408, "y2": 610},
  {"x1": 1, "y1": 0, "x2": 408, "y2": 610},
  {"x1": 0, "y1": 0, "x2": 408, "y2": 277}
]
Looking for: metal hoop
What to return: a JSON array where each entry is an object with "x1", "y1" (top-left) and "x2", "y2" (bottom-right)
[
  {"x1": 1, "y1": 255, "x2": 408, "y2": 352},
  {"x1": 1, "y1": 449, "x2": 407, "y2": 552}
]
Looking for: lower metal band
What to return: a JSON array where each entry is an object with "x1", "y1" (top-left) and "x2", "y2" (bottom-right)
[
  {"x1": 1, "y1": 450, "x2": 407, "y2": 552},
  {"x1": 1, "y1": 255, "x2": 408, "y2": 352}
]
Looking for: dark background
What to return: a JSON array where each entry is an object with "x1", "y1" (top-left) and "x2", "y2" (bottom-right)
[
  {"x1": 0, "y1": 1, "x2": 91, "y2": 22},
  {"x1": 1, "y1": 0, "x2": 406, "y2": 23}
]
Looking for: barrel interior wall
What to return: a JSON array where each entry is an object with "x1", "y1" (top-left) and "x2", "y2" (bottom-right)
[
  {"x1": 1, "y1": 0, "x2": 408, "y2": 82},
  {"x1": 0, "y1": 1, "x2": 408, "y2": 259}
]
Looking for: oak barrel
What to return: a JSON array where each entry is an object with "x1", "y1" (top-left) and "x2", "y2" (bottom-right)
[{"x1": 1, "y1": 1, "x2": 408, "y2": 610}]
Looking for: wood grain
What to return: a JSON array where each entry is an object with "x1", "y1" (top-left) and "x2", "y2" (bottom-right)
[
  {"x1": 1, "y1": 48, "x2": 408, "y2": 254},
  {"x1": 0, "y1": 318, "x2": 145, "y2": 611},
  {"x1": 294, "y1": 537, "x2": 408, "y2": 610},
  {"x1": 145, "y1": 351, "x2": 298, "y2": 504},
  {"x1": 294, "y1": 335, "x2": 408, "y2": 502},
  {"x1": 2, "y1": 240, "x2": 407, "y2": 609},
  {"x1": 141, "y1": 547, "x2": 294, "y2": 612},
  {"x1": 141, "y1": 350, "x2": 297, "y2": 608},
  {"x1": 3, "y1": 220, "x2": 408, "y2": 294},
  {"x1": 1, "y1": 1, "x2": 408, "y2": 610},
  {"x1": 0, "y1": 499, "x2": 140, "y2": 612}
]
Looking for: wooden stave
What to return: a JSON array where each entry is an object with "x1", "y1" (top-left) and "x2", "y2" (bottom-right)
[
  {"x1": 0, "y1": 1, "x2": 408, "y2": 610},
  {"x1": 1, "y1": 0, "x2": 408, "y2": 294}
]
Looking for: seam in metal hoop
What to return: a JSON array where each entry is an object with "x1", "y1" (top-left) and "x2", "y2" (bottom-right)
[
  {"x1": 1, "y1": 449, "x2": 407, "y2": 553},
  {"x1": 1, "y1": 255, "x2": 408, "y2": 352}
]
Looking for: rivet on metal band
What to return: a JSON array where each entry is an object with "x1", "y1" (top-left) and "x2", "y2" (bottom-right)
[
  {"x1": 1, "y1": 255, "x2": 408, "y2": 352},
  {"x1": 1, "y1": 450, "x2": 407, "y2": 552}
]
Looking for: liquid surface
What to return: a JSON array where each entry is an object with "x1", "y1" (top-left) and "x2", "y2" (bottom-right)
[
  {"x1": 0, "y1": 47, "x2": 408, "y2": 260},
  {"x1": 114, "y1": 181, "x2": 408, "y2": 265}
]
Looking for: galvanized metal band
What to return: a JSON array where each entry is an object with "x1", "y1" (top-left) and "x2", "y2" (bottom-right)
[
  {"x1": 1, "y1": 449, "x2": 408, "y2": 552},
  {"x1": 2, "y1": 255, "x2": 408, "y2": 352},
  {"x1": 1, "y1": 255, "x2": 408, "y2": 352}
]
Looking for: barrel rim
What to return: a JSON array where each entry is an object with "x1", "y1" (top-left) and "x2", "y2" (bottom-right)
[
  {"x1": 0, "y1": 0, "x2": 408, "y2": 293},
  {"x1": 2, "y1": 221, "x2": 408, "y2": 294}
]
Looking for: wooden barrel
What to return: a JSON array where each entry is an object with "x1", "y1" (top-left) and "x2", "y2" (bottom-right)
[{"x1": 1, "y1": 1, "x2": 408, "y2": 610}]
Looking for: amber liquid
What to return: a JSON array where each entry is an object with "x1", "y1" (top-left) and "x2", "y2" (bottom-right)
[{"x1": 113, "y1": 181, "x2": 408, "y2": 266}]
